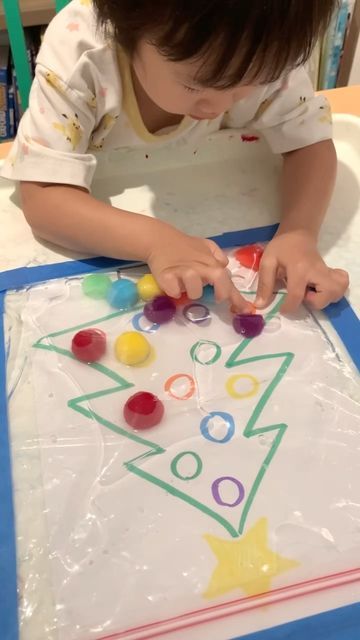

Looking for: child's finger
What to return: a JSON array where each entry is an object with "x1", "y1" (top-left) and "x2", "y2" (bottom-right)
[
  {"x1": 229, "y1": 285, "x2": 253, "y2": 313},
  {"x1": 304, "y1": 269, "x2": 349, "y2": 310},
  {"x1": 204, "y1": 239, "x2": 229, "y2": 267},
  {"x1": 210, "y1": 267, "x2": 235, "y2": 302},
  {"x1": 304, "y1": 289, "x2": 331, "y2": 309},
  {"x1": 255, "y1": 257, "x2": 277, "y2": 308},
  {"x1": 157, "y1": 271, "x2": 182, "y2": 298},
  {"x1": 181, "y1": 269, "x2": 204, "y2": 300},
  {"x1": 305, "y1": 287, "x2": 344, "y2": 310},
  {"x1": 208, "y1": 267, "x2": 249, "y2": 310},
  {"x1": 281, "y1": 271, "x2": 307, "y2": 314},
  {"x1": 333, "y1": 268, "x2": 350, "y2": 292}
]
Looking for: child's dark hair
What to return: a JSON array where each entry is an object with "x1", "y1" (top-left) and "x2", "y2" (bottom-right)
[{"x1": 93, "y1": 0, "x2": 337, "y2": 87}]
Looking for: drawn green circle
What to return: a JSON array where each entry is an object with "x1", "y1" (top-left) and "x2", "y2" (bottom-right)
[
  {"x1": 190, "y1": 340, "x2": 222, "y2": 365},
  {"x1": 171, "y1": 451, "x2": 203, "y2": 481}
]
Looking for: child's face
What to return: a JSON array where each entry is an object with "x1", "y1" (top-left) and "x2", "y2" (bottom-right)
[{"x1": 133, "y1": 40, "x2": 255, "y2": 119}]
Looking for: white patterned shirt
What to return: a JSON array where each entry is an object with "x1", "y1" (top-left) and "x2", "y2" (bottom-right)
[{"x1": 1, "y1": 0, "x2": 333, "y2": 190}]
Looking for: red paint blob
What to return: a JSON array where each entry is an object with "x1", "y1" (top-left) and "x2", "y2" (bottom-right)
[
  {"x1": 123, "y1": 391, "x2": 164, "y2": 430},
  {"x1": 71, "y1": 328, "x2": 106, "y2": 363},
  {"x1": 241, "y1": 134, "x2": 259, "y2": 143},
  {"x1": 234, "y1": 245, "x2": 264, "y2": 271},
  {"x1": 171, "y1": 292, "x2": 190, "y2": 306}
]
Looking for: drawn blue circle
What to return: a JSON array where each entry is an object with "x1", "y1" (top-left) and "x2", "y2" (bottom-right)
[
  {"x1": 200, "y1": 411, "x2": 235, "y2": 444},
  {"x1": 132, "y1": 312, "x2": 160, "y2": 334}
]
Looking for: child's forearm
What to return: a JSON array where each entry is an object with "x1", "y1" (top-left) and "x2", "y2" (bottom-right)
[
  {"x1": 19, "y1": 181, "x2": 249, "y2": 310},
  {"x1": 255, "y1": 140, "x2": 347, "y2": 312},
  {"x1": 278, "y1": 139, "x2": 337, "y2": 238},
  {"x1": 20, "y1": 181, "x2": 175, "y2": 260}
]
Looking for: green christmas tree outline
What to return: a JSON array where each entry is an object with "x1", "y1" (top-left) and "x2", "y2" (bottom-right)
[{"x1": 33, "y1": 290, "x2": 294, "y2": 539}]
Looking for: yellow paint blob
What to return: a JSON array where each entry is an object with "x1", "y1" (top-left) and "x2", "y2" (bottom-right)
[
  {"x1": 115, "y1": 331, "x2": 151, "y2": 366},
  {"x1": 203, "y1": 518, "x2": 299, "y2": 599},
  {"x1": 137, "y1": 274, "x2": 163, "y2": 302}
]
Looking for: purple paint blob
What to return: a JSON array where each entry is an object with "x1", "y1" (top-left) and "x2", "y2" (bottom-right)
[
  {"x1": 143, "y1": 295, "x2": 176, "y2": 325},
  {"x1": 232, "y1": 313, "x2": 265, "y2": 338}
]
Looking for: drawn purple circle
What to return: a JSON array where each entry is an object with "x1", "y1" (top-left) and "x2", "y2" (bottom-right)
[
  {"x1": 183, "y1": 303, "x2": 211, "y2": 324},
  {"x1": 212, "y1": 476, "x2": 245, "y2": 507}
]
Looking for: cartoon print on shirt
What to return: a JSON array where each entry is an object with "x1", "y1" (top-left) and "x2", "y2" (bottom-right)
[
  {"x1": 66, "y1": 22, "x2": 80, "y2": 32},
  {"x1": 45, "y1": 71, "x2": 66, "y2": 94},
  {"x1": 255, "y1": 96, "x2": 276, "y2": 119},
  {"x1": 87, "y1": 94, "x2": 97, "y2": 110},
  {"x1": 53, "y1": 113, "x2": 83, "y2": 150},
  {"x1": 319, "y1": 104, "x2": 332, "y2": 124},
  {"x1": 89, "y1": 113, "x2": 119, "y2": 149},
  {"x1": 101, "y1": 113, "x2": 119, "y2": 131}
]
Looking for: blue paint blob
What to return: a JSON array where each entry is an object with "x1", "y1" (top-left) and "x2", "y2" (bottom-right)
[
  {"x1": 200, "y1": 285, "x2": 215, "y2": 303},
  {"x1": 107, "y1": 279, "x2": 138, "y2": 310}
]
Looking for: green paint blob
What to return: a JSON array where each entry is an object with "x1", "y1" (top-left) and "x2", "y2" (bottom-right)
[{"x1": 82, "y1": 274, "x2": 112, "y2": 300}]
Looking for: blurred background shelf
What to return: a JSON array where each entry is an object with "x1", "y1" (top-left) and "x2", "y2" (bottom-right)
[{"x1": 0, "y1": 1, "x2": 55, "y2": 31}]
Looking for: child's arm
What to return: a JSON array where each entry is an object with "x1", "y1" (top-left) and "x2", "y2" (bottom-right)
[
  {"x1": 255, "y1": 139, "x2": 349, "y2": 312},
  {"x1": 281, "y1": 139, "x2": 337, "y2": 237},
  {"x1": 232, "y1": 67, "x2": 350, "y2": 312},
  {"x1": 20, "y1": 181, "x2": 249, "y2": 309}
]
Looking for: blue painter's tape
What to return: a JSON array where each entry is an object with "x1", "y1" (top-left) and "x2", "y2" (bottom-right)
[
  {"x1": 0, "y1": 292, "x2": 19, "y2": 640},
  {"x1": 231, "y1": 602, "x2": 360, "y2": 640},
  {"x1": 0, "y1": 256, "x2": 138, "y2": 293},
  {"x1": 211, "y1": 223, "x2": 279, "y2": 249},
  {"x1": 0, "y1": 224, "x2": 279, "y2": 294}
]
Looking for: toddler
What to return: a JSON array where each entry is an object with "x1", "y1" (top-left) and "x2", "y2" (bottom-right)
[{"x1": 2, "y1": 0, "x2": 349, "y2": 312}]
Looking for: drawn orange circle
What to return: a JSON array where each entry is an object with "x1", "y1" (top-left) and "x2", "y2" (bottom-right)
[{"x1": 165, "y1": 374, "x2": 195, "y2": 400}]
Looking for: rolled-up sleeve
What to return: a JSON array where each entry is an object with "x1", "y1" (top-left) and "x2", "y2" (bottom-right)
[{"x1": 1, "y1": 62, "x2": 97, "y2": 189}]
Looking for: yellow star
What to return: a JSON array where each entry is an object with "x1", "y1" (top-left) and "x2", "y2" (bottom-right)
[{"x1": 203, "y1": 518, "x2": 299, "y2": 599}]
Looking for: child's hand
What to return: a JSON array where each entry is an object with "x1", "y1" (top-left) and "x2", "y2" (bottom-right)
[
  {"x1": 147, "y1": 230, "x2": 250, "y2": 311},
  {"x1": 255, "y1": 230, "x2": 349, "y2": 313}
]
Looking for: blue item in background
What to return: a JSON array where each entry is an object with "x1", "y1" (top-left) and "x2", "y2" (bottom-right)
[{"x1": 321, "y1": 1, "x2": 350, "y2": 89}]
